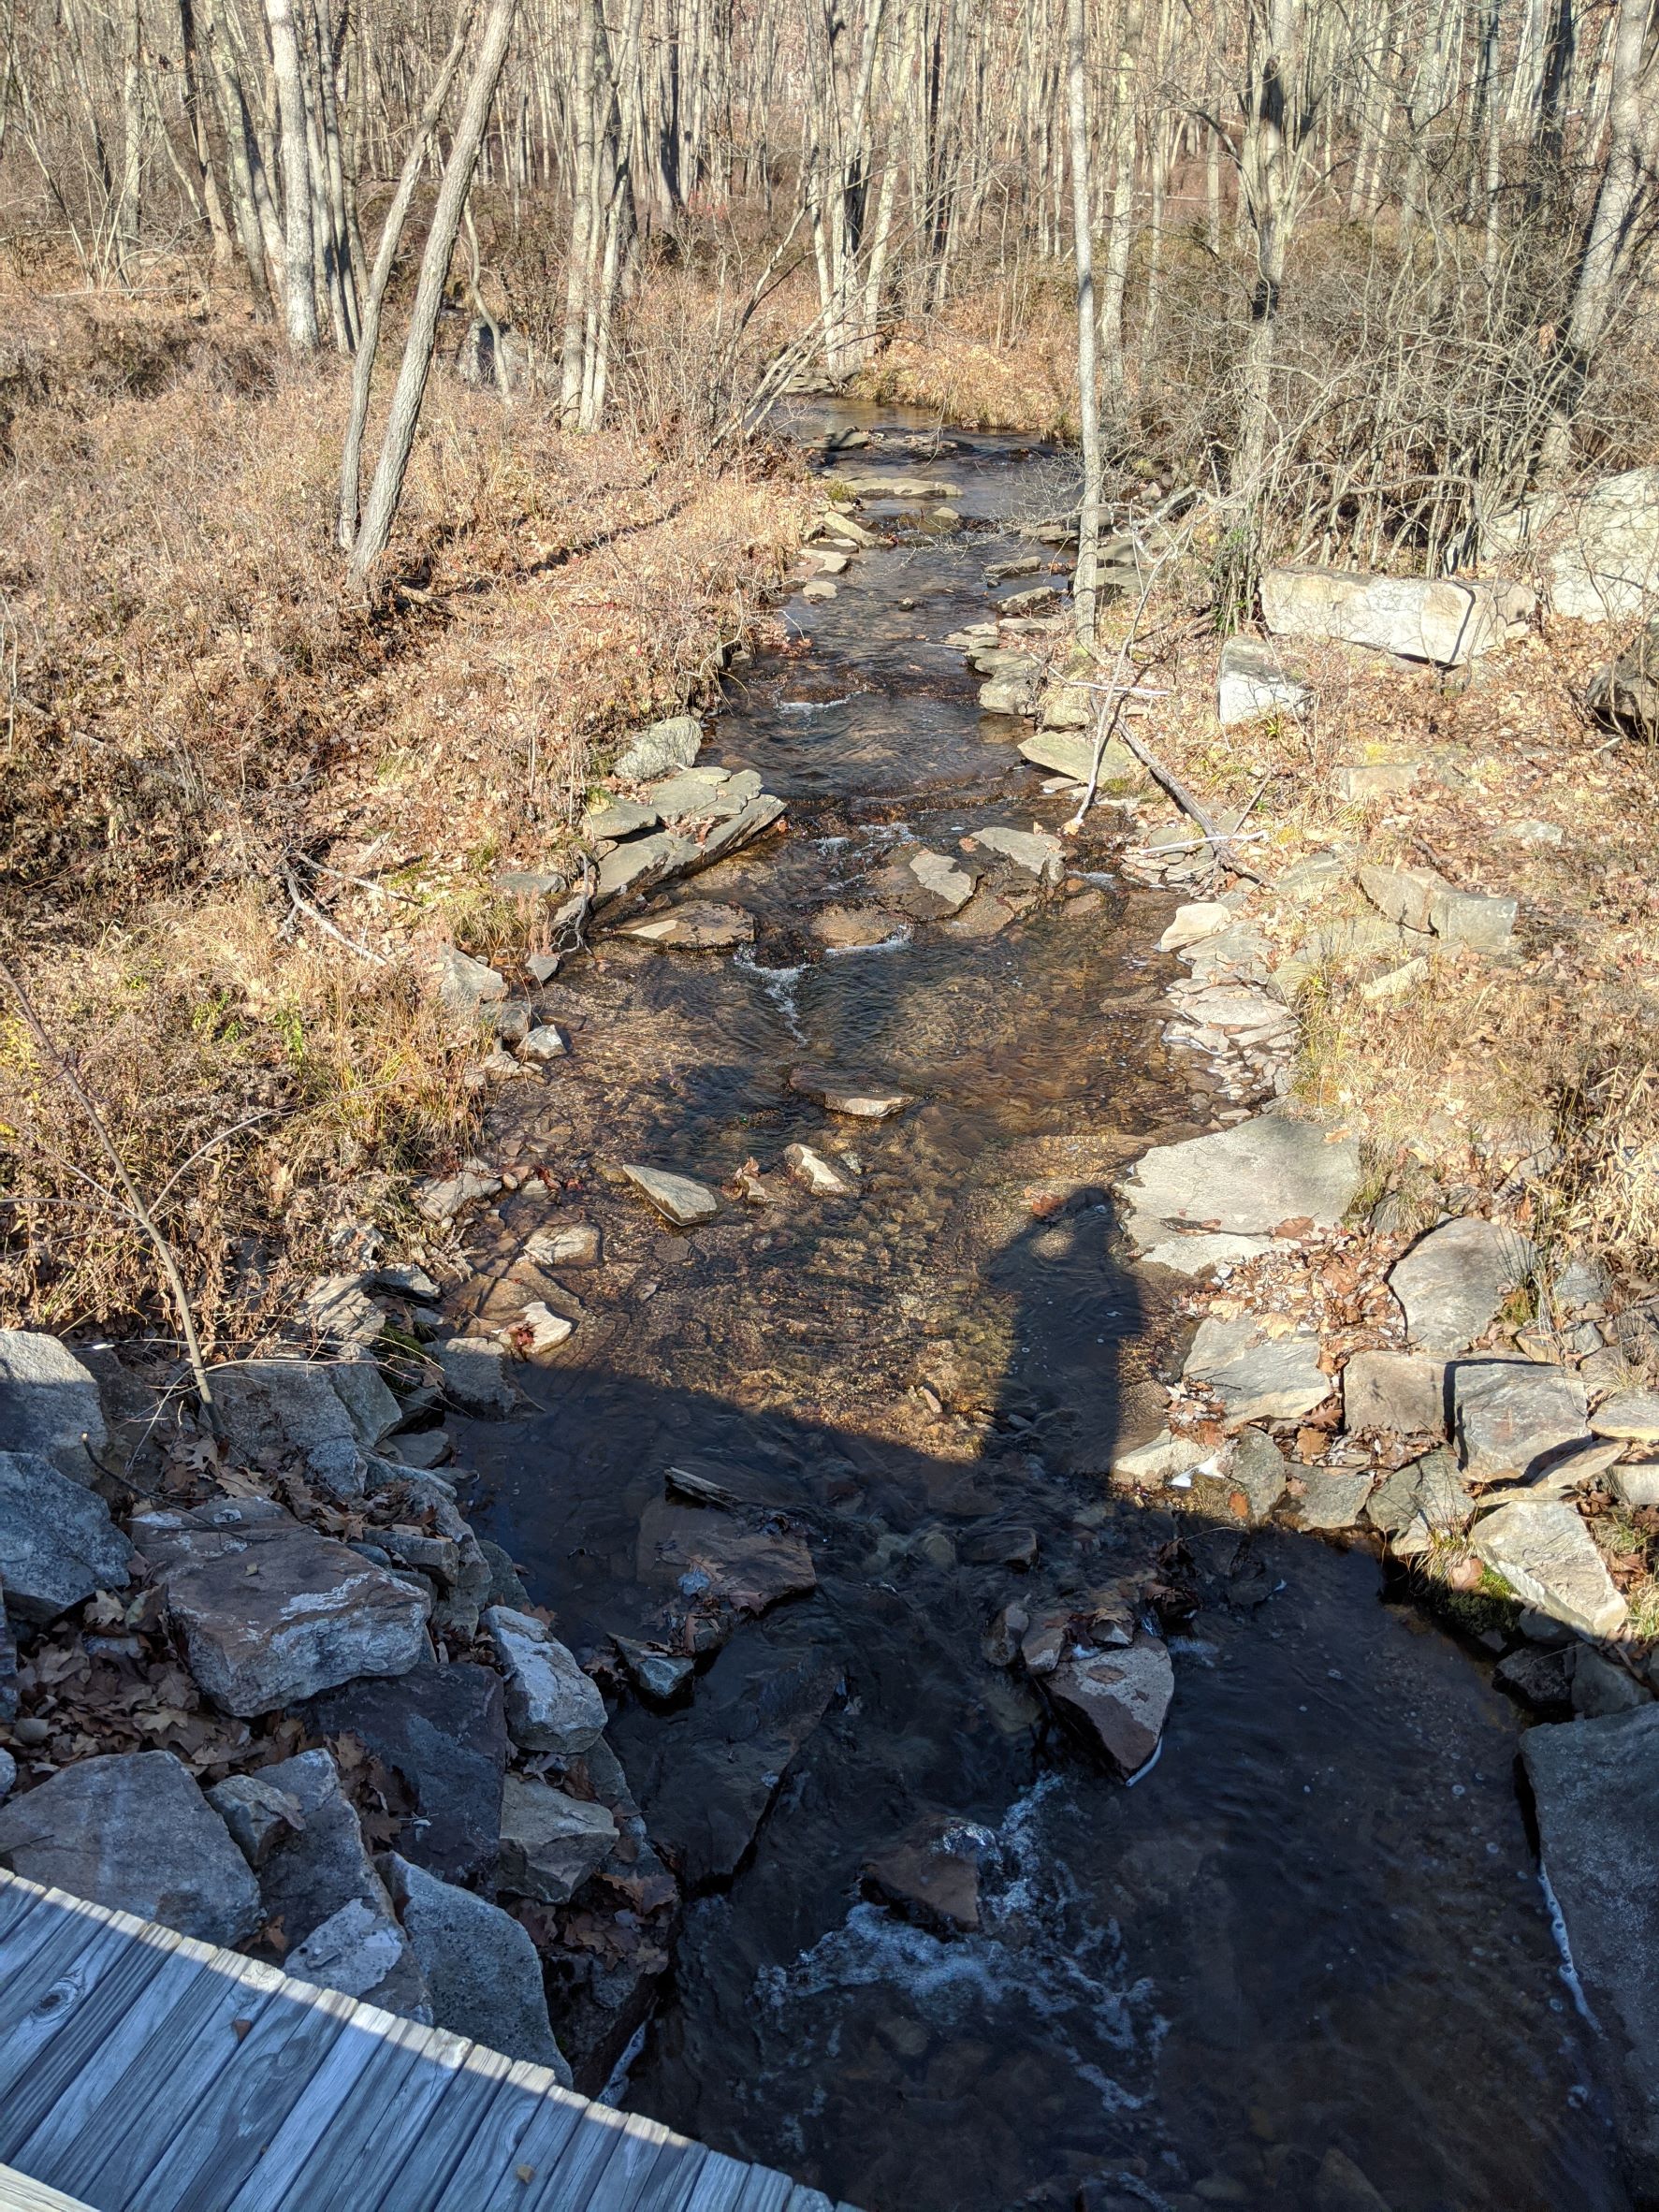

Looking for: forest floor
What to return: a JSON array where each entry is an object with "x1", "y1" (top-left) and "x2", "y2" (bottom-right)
[{"x1": 0, "y1": 278, "x2": 812, "y2": 1349}]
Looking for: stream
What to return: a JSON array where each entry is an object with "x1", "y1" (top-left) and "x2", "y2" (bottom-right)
[{"x1": 460, "y1": 408, "x2": 1626, "y2": 2212}]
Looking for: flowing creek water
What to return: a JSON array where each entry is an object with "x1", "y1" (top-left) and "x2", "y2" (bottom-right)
[{"x1": 459, "y1": 409, "x2": 1627, "y2": 2212}]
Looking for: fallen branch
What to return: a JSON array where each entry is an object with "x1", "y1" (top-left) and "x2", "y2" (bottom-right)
[{"x1": 0, "y1": 956, "x2": 216, "y2": 1416}]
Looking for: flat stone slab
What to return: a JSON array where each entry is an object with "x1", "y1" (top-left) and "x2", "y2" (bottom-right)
[
  {"x1": 0, "y1": 1448, "x2": 136, "y2": 1623},
  {"x1": 864, "y1": 1814, "x2": 989, "y2": 1935},
  {"x1": 483, "y1": 1605, "x2": 606, "y2": 1754},
  {"x1": 869, "y1": 848, "x2": 977, "y2": 918},
  {"x1": 1124, "y1": 1213, "x2": 1274, "y2": 1275},
  {"x1": 1591, "y1": 1390, "x2": 1659, "y2": 1443},
  {"x1": 595, "y1": 830, "x2": 699, "y2": 903},
  {"x1": 1389, "y1": 1216, "x2": 1535, "y2": 1354},
  {"x1": 789, "y1": 1066, "x2": 910, "y2": 1118},
  {"x1": 497, "y1": 1773, "x2": 618, "y2": 1902},
  {"x1": 1523, "y1": 1705, "x2": 1659, "y2": 2191},
  {"x1": 1217, "y1": 638, "x2": 1310, "y2": 725},
  {"x1": 1184, "y1": 1315, "x2": 1332, "y2": 1429},
  {"x1": 305, "y1": 1660, "x2": 508, "y2": 1884},
  {"x1": 1473, "y1": 1498, "x2": 1626, "y2": 1637},
  {"x1": 1120, "y1": 1116, "x2": 1361, "y2": 1236},
  {"x1": 968, "y1": 824, "x2": 1064, "y2": 883},
  {"x1": 622, "y1": 1164, "x2": 720, "y2": 1226},
  {"x1": 134, "y1": 1497, "x2": 430, "y2": 1715},
  {"x1": 380, "y1": 1851, "x2": 569, "y2": 2078},
  {"x1": 635, "y1": 1499, "x2": 816, "y2": 1613},
  {"x1": 0, "y1": 1749, "x2": 262, "y2": 1944},
  {"x1": 1046, "y1": 1634, "x2": 1173, "y2": 1778},
  {"x1": 1159, "y1": 901, "x2": 1233, "y2": 952},
  {"x1": 431, "y1": 1336, "x2": 517, "y2": 1417},
  {"x1": 1341, "y1": 1349, "x2": 1448, "y2": 1435},
  {"x1": 810, "y1": 904, "x2": 907, "y2": 950},
  {"x1": 614, "y1": 901, "x2": 755, "y2": 951},
  {"x1": 526, "y1": 1221, "x2": 602, "y2": 1268},
  {"x1": 1019, "y1": 730, "x2": 1144, "y2": 791},
  {"x1": 1452, "y1": 1360, "x2": 1590, "y2": 1483},
  {"x1": 1294, "y1": 1466, "x2": 1375, "y2": 1531},
  {"x1": 0, "y1": 1331, "x2": 109, "y2": 1479},
  {"x1": 583, "y1": 798, "x2": 661, "y2": 839},
  {"x1": 1109, "y1": 1430, "x2": 1209, "y2": 1490}
]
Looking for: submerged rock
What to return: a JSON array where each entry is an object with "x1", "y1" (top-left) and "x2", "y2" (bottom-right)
[
  {"x1": 789, "y1": 1067, "x2": 911, "y2": 1118},
  {"x1": 1046, "y1": 1634, "x2": 1173, "y2": 1778},
  {"x1": 621, "y1": 1163, "x2": 720, "y2": 1226},
  {"x1": 810, "y1": 904, "x2": 907, "y2": 950},
  {"x1": 615, "y1": 901, "x2": 755, "y2": 952},
  {"x1": 0, "y1": 1750, "x2": 262, "y2": 1943},
  {"x1": 782, "y1": 1142, "x2": 853, "y2": 1195},
  {"x1": 864, "y1": 1813, "x2": 993, "y2": 1935},
  {"x1": 635, "y1": 1498, "x2": 816, "y2": 1614}
]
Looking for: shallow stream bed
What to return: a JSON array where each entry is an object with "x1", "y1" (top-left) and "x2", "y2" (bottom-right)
[{"x1": 461, "y1": 410, "x2": 1625, "y2": 2212}]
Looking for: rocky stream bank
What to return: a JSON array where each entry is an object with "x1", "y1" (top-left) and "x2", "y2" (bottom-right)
[{"x1": 1, "y1": 415, "x2": 1654, "y2": 2212}]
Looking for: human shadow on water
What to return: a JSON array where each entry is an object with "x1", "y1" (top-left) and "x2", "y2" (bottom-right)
[{"x1": 455, "y1": 1194, "x2": 1627, "y2": 2212}]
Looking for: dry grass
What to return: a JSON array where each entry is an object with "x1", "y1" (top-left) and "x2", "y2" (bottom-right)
[
  {"x1": 857, "y1": 280, "x2": 1080, "y2": 437},
  {"x1": 0, "y1": 275, "x2": 811, "y2": 1349}
]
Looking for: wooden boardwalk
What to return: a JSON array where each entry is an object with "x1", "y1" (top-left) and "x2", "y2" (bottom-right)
[{"x1": 0, "y1": 1868, "x2": 847, "y2": 2212}]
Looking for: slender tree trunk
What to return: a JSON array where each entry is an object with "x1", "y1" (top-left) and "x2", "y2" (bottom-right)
[
  {"x1": 338, "y1": 0, "x2": 477, "y2": 551},
  {"x1": 560, "y1": 0, "x2": 599, "y2": 424},
  {"x1": 117, "y1": 0, "x2": 144, "y2": 269},
  {"x1": 349, "y1": 0, "x2": 517, "y2": 583},
  {"x1": 1099, "y1": 0, "x2": 1146, "y2": 414},
  {"x1": 265, "y1": 0, "x2": 321, "y2": 345},
  {"x1": 179, "y1": 0, "x2": 236, "y2": 268},
  {"x1": 1066, "y1": 0, "x2": 1102, "y2": 648}
]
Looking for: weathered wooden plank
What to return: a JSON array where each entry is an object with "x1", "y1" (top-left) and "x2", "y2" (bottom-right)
[
  {"x1": 419, "y1": 2059, "x2": 589, "y2": 2212},
  {"x1": 557, "y1": 2109, "x2": 695, "y2": 2212},
  {"x1": 356, "y1": 2044, "x2": 517, "y2": 2212},
  {"x1": 34, "y1": 1953, "x2": 286, "y2": 2208},
  {"x1": 0, "y1": 2161, "x2": 100, "y2": 2212},
  {"x1": 730, "y1": 2169, "x2": 794, "y2": 2212},
  {"x1": 0, "y1": 1875, "x2": 49, "y2": 1948},
  {"x1": 0, "y1": 1922, "x2": 197, "y2": 2160},
  {"x1": 677, "y1": 2150, "x2": 754, "y2": 2212},
  {"x1": 517, "y1": 2099, "x2": 633, "y2": 2212},
  {"x1": 119, "y1": 1980, "x2": 363, "y2": 2212},
  {"x1": 0, "y1": 1914, "x2": 144, "y2": 2106},
  {"x1": 224, "y1": 2007, "x2": 443, "y2": 2212},
  {"x1": 0, "y1": 1888, "x2": 108, "y2": 2025}
]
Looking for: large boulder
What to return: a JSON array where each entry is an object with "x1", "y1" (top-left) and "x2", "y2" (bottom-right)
[
  {"x1": 1388, "y1": 1217, "x2": 1536, "y2": 1355},
  {"x1": 133, "y1": 1496, "x2": 430, "y2": 1715},
  {"x1": 1472, "y1": 1498, "x2": 1626, "y2": 1637},
  {"x1": 1451, "y1": 1360, "x2": 1590, "y2": 1483},
  {"x1": 1118, "y1": 1116, "x2": 1361, "y2": 1237},
  {"x1": 0, "y1": 1331, "x2": 109, "y2": 1479},
  {"x1": 1260, "y1": 566, "x2": 1534, "y2": 666},
  {"x1": 0, "y1": 1449, "x2": 135, "y2": 1623},
  {"x1": 208, "y1": 1359, "x2": 358, "y2": 1464},
  {"x1": 613, "y1": 713, "x2": 703, "y2": 781},
  {"x1": 1588, "y1": 617, "x2": 1659, "y2": 737},
  {"x1": 0, "y1": 1750, "x2": 262, "y2": 1943},
  {"x1": 1522, "y1": 1705, "x2": 1659, "y2": 2194},
  {"x1": 481, "y1": 1606, "x2": 606, "y2": 1755},
  {"x1": 251, "y1": 1748, "x2": 429, "y2": 2018},
  {"x1": 305, "y1": 1661, "x2": 508, "y2": 1883},
  {"x1": 1488, "y1": 465, "x2": 1659, "y2": 621},
  {"x1": 1341, "y1": 1349, "x2": 1448, "y2": 1436},
  {"x1": 379, "y1": 1852, "x2": 570, "y2": 2078}
]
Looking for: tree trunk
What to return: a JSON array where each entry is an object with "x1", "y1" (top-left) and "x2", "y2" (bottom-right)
[
  {"x1": 1066, "y1": 0, "x2": 1102, "y2": 648},
  {"x1": 1099, "y1": 0, "x2": 1146, "y2": 415},
  {"x1": 338, "y1": 0, "x2": 477, "y2": 551},
  {"x1": 265, "y1": 0, "x2": 321, "y2": 345},
  {"x1": 349, "y1": 0, "x2": 517, "y2": 583}
]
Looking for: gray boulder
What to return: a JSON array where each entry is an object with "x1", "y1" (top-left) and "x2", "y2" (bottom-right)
[
  {"x1": 1591, "y1": 1390, "x2": 1659, "y2": 1443},
  {"x1": 379, "y1": 1852, "x2": 570, "y2": 2078},
  {"x1": 620, "y1": 1165, "x2": 720, "y2": 1227},
  {"x1": 306, "y1": 1661, "x2": 507, "y2": 1883},
  {"x1": 1522, "y1": 1705, "x2": 1659, "y2": 2196},
  {"x1": 1295, "y1": 1466, "x2": 1375, "y2": 1530},
  {"x1": 0, "y1": 1331, "x2": 109, "y2": 1479},
  {"x1": 1119, "y1": 1115, "x2": 1361, "y2": 1236},
  {"x1": 1488, "y1": 465, "x2": 1659, "y2": 622},
  {"x1": 431, "y1": 1337, "x2": 517, "y2": 1418},
  {"x1": 327, "y1": 1357, "x2": 403, "y2": 1448},
  {"x1": 595, "y1": 829, "x2": 699, "y2": 904},
  {"x1": 0, "y1": 1449, "x2": 135, "y2": 1623},
  {"x1": 1260, "y1": 566, "x2": 1533, "y2": 665},
  {"x1": 1428, "y1": 888, "x2": 1517, "y2": 953},
  {"x1": 209, "y1": 1359, "x2": 357, "y2": 1462},
  {"x1": 0, "y1": 1750, "x2": 261, "y2": 1943},
  {"x1": 1472, "y1": 1498, "x2": 1626, "y2": 1637},
  {"x1": 133, "y1": 1496, "x2": 430, "y2": 1715},
  {"x1": 1388, "y1": 1216, "x2": 1535, "y2": 1354},
  {"x1": 1228, "y1": 1427, "x2": 1289, "y2": 1521},
  {"x1": 1359, "y1": 862, "x2": 1448, "y2": 933},
  {"x1": 613, "y1": 713, "x2": 702, "y2": 781},
  {"x1": 1184, "y1": 1315, "x2": 1330, "y2": 1430},
  {"x1": 1452, "y1": 1361, "x2": 1590, "y2": 1483},
  {"x1": 435, "y1": 946, "x2": 506, "y2": 1020},
  {"x1": 483, "y1": 1606, "x2": 606, "y2": 1755},
  {"x1": 1217, "y1": 639, "x2": 1310, "y2": 726},
  {"x1": 206, "y1": 1772, "x2": 306, "y2": 1870},
  {"x1": 0, "y1": 1749, "x2": 13, "y2": 1804},
  {"x1": 496, "y1": 1774, "x2": 618, "y2": 1902},
  {"x1": 255, "y1": 1749, "x2": 429, "y2": 2018},
  {"x1": 1589, "y1": 617, "x2": 1659, "y2": 736}
]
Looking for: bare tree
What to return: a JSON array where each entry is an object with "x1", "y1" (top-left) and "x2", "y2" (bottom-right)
[{"x1": 1066, "y1": 0, "x2": 1102, "y2": 647}]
